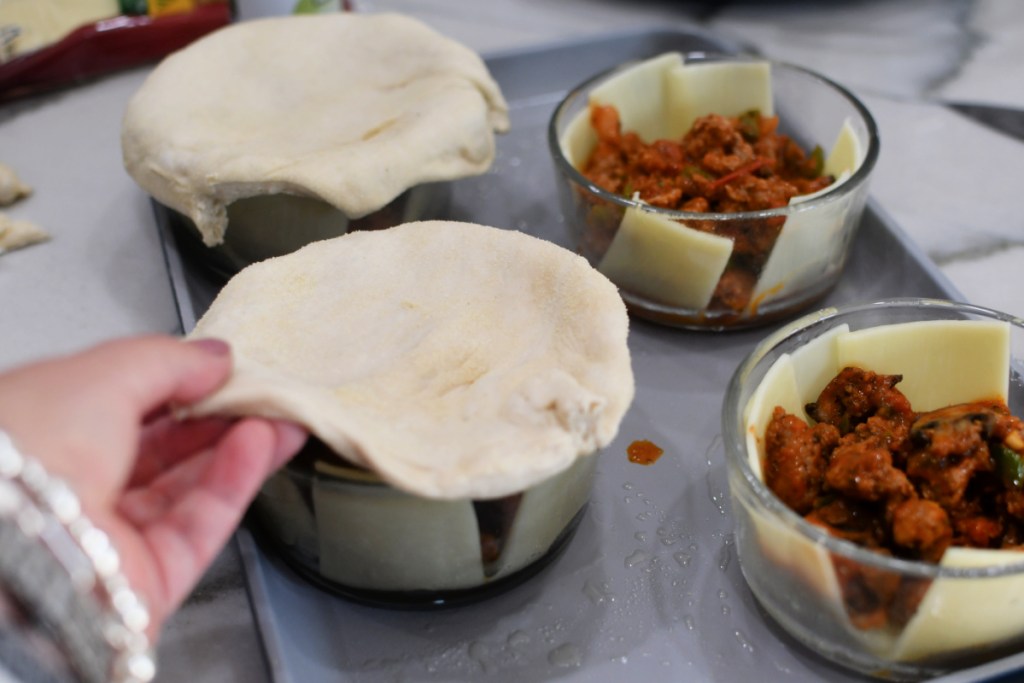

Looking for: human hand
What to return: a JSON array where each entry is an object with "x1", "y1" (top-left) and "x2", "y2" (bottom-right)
[{"x1": 0, "y1": 335, "x2": 307, "y2": 636}]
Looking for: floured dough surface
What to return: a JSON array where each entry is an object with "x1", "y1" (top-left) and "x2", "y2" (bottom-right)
[
  {"x1": 121, "y1": 13, "x2": 509, "y2": 246},
  {"x1": 189, "y1": 221, "x2": 634, "y2": 499}
]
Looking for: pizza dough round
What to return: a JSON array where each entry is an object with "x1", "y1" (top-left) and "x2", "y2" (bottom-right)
[
  {"x1": 121, "y1": 13, "x2": 509, "y2": 246},
  {"x1": 188, "y1": 221, "x2": 635, "y2": 500}
]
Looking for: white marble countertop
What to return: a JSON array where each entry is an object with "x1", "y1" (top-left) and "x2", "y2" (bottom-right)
[{"x1": 1, "y1": 0, "x2": 1022, "y2": 680}]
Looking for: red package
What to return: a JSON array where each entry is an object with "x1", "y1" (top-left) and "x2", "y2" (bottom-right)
[{"x1": 0, "y1": 2, "x2": 232, "y2": 104}]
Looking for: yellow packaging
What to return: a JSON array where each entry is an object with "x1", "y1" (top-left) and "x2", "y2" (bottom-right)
[{"x1": 148, "y1": 0, "x2": 197, "y2": 18}]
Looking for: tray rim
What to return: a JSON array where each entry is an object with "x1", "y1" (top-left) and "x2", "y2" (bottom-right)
[{"x1": 152, "y1": 25, "x2": 993, "y2": 683}]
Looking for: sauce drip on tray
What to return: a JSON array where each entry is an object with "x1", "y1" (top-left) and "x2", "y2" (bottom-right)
[{"x1": 627, "y1": 439, "x2": 664, "y2": 465}]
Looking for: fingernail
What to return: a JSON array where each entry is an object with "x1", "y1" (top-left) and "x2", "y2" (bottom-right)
[{"x1": 189, "y1": 337, "x2": 231, "y2": 356}]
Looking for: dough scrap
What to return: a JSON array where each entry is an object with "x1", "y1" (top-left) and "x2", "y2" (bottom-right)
[
  {"x1": 0, "y1": 213, "x2": 49, "y2": 254},
  {"x1": 121, "y1": 13, "x2": 509, "y2": 246},
  {"x1": 0, "y1": 163, "x2": 32, "y2": 206},
  {"x1": 188, "y1": 221, "x2": 635, "y2": 500}
]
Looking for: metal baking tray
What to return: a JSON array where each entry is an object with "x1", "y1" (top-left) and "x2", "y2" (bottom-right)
[{"x1": 155, "y1": 26, "x2": 1019, "y2": 683}]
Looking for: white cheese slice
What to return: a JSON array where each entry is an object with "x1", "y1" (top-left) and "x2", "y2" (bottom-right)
[
  {"x1": 749, "y1": 120, "x2": 862, "y2": 309},
  {"x1": 892, "y1": 548, "x2": 1024, "y2": 662},
  {"x1": 589, "y1": 52, "x2": 682, "y2": 142},
  {"x1": 254, "y1": 473, "x2": 317, "y2": 549},
  {"x1": 744, "y1": 354, "x2": 801, "y2": 481},
  {"x1": 494, "y1": 455, "x2": 597, "y2": 580},
  {"x1": 789, "y1": 322, "x2": 851, "y2": 408},
  {"x1": 560, "y1": 106, "x2": 598, "y2": 170},
  {"x1": 744, "y1": 498, "x2": 845, "y2": 617},
  {"x1": 665, "y1": 60, "x2": 773, "y2": 139},
  {"x1": 824, "y1": 118, "x2": 863, "y2": 180},
  {"x1": 742, "y1": 322, "x2": 847, "y2": 485},
  {"x1": 837, "y1": 319, "x2": 1011, "y2": 410},
  {"x1": 742, "y1": 323, "x2": 851, "y2": 600},
  {"x1": 314, "y1": 478, "x2": 485, "y2": 591},
  {"x1": 741, "y1": 321, "x2": 854, "y2": 616},
  {"x1": 597, "y1": 206, "x2": 732, "y2": 310}
]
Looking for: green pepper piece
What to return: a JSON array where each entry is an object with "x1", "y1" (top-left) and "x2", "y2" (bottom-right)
[
  {"x1": 995, "y1": 444, "x2": 1024, "y2": 489},
  {"x1": 806, "y1": 145, "x2": 825, "y2": 178},
  {"x1": 738, "y1": 110, "x2": 761, "y2": 142},
  {"x1": 682, "y1": 164, "x2": 713, "y2": 180}
]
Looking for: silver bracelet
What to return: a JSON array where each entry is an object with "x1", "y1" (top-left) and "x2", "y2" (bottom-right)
[{"x1": 0, "y1": 430, "x2": 155, "y2": 683}]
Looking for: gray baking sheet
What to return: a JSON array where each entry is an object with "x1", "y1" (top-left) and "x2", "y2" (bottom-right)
[{"x1": 155, "y1": 26, "x2": 1021, "y2": 683}]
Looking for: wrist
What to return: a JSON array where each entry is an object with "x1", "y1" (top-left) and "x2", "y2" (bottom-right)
[{"x1": 0, "y1": 430, "x2": 155, "y2": 683}]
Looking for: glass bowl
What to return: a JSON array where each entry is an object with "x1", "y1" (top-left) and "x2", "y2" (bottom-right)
[
  {"x1": 548, "y1": 53, "x2": 880, "y2": 331},
  {"x1": 163, "y1": 181, "x2": 450, "y2": 278},
  {"x1": 250, "y1": 439, "x2": 598, "y2": 608},
  {"x1": 722, "y1": 299, "x2": 1024, "y2": 680}
]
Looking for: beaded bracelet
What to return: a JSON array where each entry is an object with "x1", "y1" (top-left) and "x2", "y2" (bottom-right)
[{"x1": 0, "y1": 430, "x2": 155, "y2": 683}]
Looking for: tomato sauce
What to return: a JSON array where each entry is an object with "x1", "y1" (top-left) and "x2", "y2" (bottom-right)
[{"x1": 627, "y1": 439, "x2": 664, "y2": 465}]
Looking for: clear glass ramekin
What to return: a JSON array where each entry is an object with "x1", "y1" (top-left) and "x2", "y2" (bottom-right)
[
  {"x1": 164, "y1": 181, "x2": 450, "y2": 278},
  {"x1": 250, "y1": 439, "x2": 597, "y2": 608},
  {"x1": 722, "y1": 299, "x2": 1024, "y2": 680},
  {"x1": 549, "y1": 53, "x2": 880, "y2": 331}
]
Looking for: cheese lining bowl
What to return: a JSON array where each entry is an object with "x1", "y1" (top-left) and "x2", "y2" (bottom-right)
[
  {"x1": 251, "y1": 438, "x2": 597, "y2": 606},
  {"x1": 721, "y1": 299, "x2": 1024, "y2": 680},
  {"x1": 184, "y1": 220, "x2": 635, "y2": 604},
  {"x1": 548, "y1": 52, "x2": 879, "y2": 330}
]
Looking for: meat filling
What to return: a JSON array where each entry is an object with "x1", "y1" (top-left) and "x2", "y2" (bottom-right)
[
  {"x1": 580, "y1": 105, "x2": 834, "y2": 312},
  {"x1": 764, "y1": 367, "x2": 1024, "y2": 629}
]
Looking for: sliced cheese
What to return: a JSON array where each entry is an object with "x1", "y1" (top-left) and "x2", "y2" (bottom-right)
[
  {"x1": 824, "y1": 118, "x2": 863, "y2": 180},
  {"x1": 312, "y1": 456, "x2": 598, "y2": 591},
  {"x1": 741, "y1": 336, "x2": 847, "y2": 608},
  {"x1": 744, "y1": 354, "x2": 801, "y2": 481},
  {"x1": 314, "y1": 479, "x2": 485, "y2": 591},
  {"x1": 598, "y1": 206, "x2": 732, "y2": 310},
  {"x1": 745, "y1": 499, "x2": 845, "y2": 615},
  {"x1": 740, "y1": 324, "x2": 848, "y2": 603},
  {"x1": 254, "y1": 472, "x2": 317, "y2": 549},
  {"x1": 494, "y1": 455, "x2": 596, "y2": 580},
  {"x1": 569, "y1": 53, "x2": 772, "y2": 159},
  {"x1": 560, "y1": 105, "x2": 598, "y2": 170},
  {"x1": 836, "y1": 319, "x2": 1011, "y2": 410},
  {"x1": 665, "y1": 60, "x2": 773, "y2": 139},
  {"x1": 589, "y1": 52, "x2": 682, "y2": 143},
  {"x1": 789, "y1": 322, "x2": 850, "y2": 407},
  {"x1": 750, "y1": 120, "x2": 863, "y2": 309},
  {"x1": 892, "y1": 548, "x2": 1024, "y2": 661}
]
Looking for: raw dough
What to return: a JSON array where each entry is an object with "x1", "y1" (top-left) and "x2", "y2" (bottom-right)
[
  {"x1": 122, "y1": 13, "x2": 509, "y2": 246},
  {"x1": 188, "y1": 221, "x2": 635, "y2": 500},
  {"x1": 0, "y1": 163, "x2": 31, "y2": 206},
  {"x1": 0, "y1": 214, "x2": 49, "y2": 253}
]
